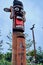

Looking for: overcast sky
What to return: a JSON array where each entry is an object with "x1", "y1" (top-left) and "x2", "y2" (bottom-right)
[{"x1": 0, "y1": 0, "x2": 43, "y2": 53}]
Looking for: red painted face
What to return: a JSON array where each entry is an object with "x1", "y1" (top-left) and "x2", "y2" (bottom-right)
[{"x1": 16, "y1": 18, "x2": 23, "y2": 26}]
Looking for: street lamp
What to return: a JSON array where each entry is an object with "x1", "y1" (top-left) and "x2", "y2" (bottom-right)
[{"x1": 30, "y1": 24, "x2": 36, "y2": 61}]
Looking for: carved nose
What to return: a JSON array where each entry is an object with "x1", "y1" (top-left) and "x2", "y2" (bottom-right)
[{"x1": 4, "y1": 8, "x2": 11, "y2": 12}]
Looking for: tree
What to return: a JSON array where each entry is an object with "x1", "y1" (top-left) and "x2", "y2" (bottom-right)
[
  {"x1": 38, "y1": 46, "x2": 42, "y2": 54},
  {"x1": 5, "y1": 52, "x2": 12, "y2": 62},
  {"x1": 26, "y1": 39, "x2": 33, "y2": 54},
  {"x1": 36, "y1": 47, "x2": 43, "y2": 63},
  {"x1": 0, "y1": 30, "x2": 3, "y2": 53},
  {"x1": 6, "y1": 32, "x2": 12, "y2": 52},
  {"x1": 0, "y1": 40, "x2": 3, "y2": 53}
]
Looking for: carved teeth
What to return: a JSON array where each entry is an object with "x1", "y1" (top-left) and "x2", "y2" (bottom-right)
[{"x1": 17, "y1": 16, "x2": 23, "y2": 20}]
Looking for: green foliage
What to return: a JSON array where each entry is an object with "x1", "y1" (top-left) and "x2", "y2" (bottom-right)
[
  {"x1": 0, "y1": 59, "x2": 11, "y2": 65},
  {"x1": 27, "y1": 59, "x2": 30, "y2": 63},
  {"x1": 26, "y1": 48, "x2": 43, "y2": 64},
  {"x1": 29, "y1": 50, "x2": 35, "y2": 56},
  {"x1": 26, "y1": 50, "x2": 35, "y2": 57},
  {"x1": 36, "y1": 54, "x2": 43, "y2": 61},
  {"x1": 0, "y1": 52, "x2": 12, "y2": 65},
  {"x1": 0, "y1": 53, "x2": 4, "y2": 60},
  {"x1": 5, "y1": 52, "x2": 12, "y2": 62}
]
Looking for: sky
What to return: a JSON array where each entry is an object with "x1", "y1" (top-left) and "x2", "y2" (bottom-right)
[{"x1": 0, "y1": 0, "x2": 43, "y2": 53}]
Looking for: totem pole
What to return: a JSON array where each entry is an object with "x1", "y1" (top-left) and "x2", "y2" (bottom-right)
[{"x1": 4, "y1": 0, "x2": 26, "y2": 65}]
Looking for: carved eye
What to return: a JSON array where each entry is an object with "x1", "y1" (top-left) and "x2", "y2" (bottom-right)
[
  {"x1": 15, "y1": 7, "x2": 19, "y2": 11},
  {"x1": 21, "y1": 9, "x2": 23, "y2": 12},
  {"x1": 21, "y1": 9, "x2": 26, "y2": 15}
]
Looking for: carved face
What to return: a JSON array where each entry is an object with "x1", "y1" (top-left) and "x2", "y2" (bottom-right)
[
  {"x1": 14, "y1": 6, "x2": 24, "y2": 28},
  {"x1": 14, "y1": 6, "x2": 23, "y2": 20}
]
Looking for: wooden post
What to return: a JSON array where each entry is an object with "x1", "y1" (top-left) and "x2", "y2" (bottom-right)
[{"x1": 4, "y1": 0, "x2": 26, "y2": 65}]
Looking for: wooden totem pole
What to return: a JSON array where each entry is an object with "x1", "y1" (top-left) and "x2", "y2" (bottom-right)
[{"x1": 4, "y1": 0, "x2": 26, "y2": 65}]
